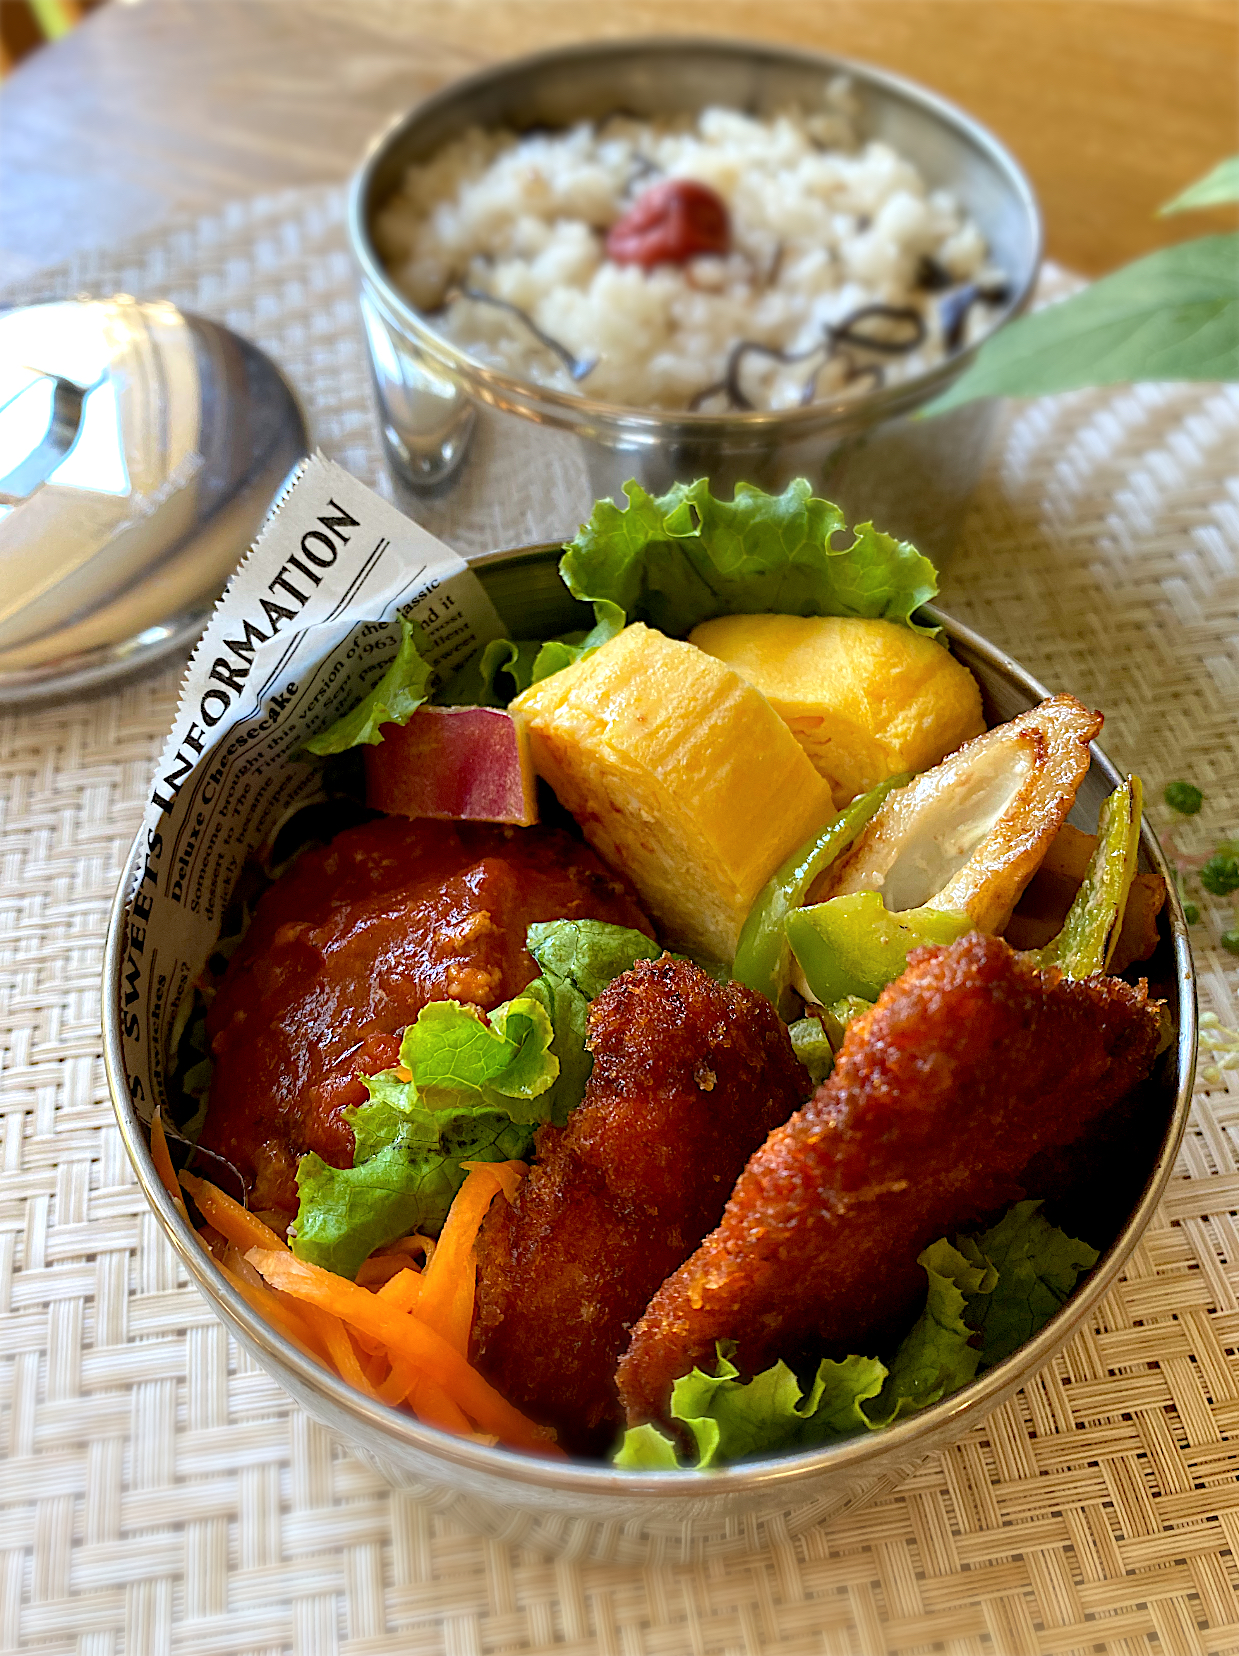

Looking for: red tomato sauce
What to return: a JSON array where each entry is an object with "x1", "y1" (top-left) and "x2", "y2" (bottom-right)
[{"x1": 201, "y1": 817, "x2": 651, "y2": 1212}]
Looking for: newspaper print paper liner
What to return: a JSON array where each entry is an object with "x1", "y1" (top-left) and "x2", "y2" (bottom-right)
[
  {"x1": 119, "y1": 452, "x2": 508, "y2": 1127},
  {"x1": 1, "y1": 185, "x2": 1237, "y2": 1652}
]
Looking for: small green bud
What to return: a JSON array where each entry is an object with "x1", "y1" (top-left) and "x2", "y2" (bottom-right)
[
  {"x1": 1183, "y1": 902, "x2": 1200, "y2": 925},
  {"x1": 1221, "y1": 930, "x2": 1239, "y2": 956},
  {"x1": 1200, "y1": 851, "x2": 1239, "y2": 898},
  {"x1": 1163, "y1": 781, "x2": 1203, "y2": 815}
]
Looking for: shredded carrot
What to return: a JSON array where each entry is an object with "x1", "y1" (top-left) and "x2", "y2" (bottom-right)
[
  {"x1": 356, "y1": 1230, "x2": 435, "y2": 1286},
  {"x1": 465, "y1": 1159, "x2": 526, "y2": 1204},
  {"x1": 180, "y1": 1172, "x2": 287, "y2": 1255},
  {"x1": 216, "y1": 1259, "x2": 331, "y2": 1366},
  {"x1": 407, "y1": 1373, "x2": 475, "y2": 1436},
  {"x1": 356, "y1": 1253, "x2": 415, "y2": 1289},
  {"x1": 442, "y1": 1272, "x2": 480, "y2": 1361},
  {"x1": 179, "y1": 1152, "x2": 548, "y2": 1450},
  {"x1": 149, "y1": 1109, "x2": 190, "y2": 1223},
  {"x1": 245, "y1": 1246, "x2": 559, "y2": 1453},
  {"x1": 221, "y1": 1241, "x2": 265, "y2": 1289},
  {"x1": 376, "y1": 1268, "x2": 423, "y2": 1314},
  {"x1": 298, "y1": 1303, "x2": 373, "y2": 1394},
  {"x1": 417, "y1": 1161, "x2": 526, "y2": 1354},
  {"x1": 376, "y1": 1357, "x2": 418, "y2": 1408},
  {"x1": 251, "y1": 1208, "x2": 291, "y2": 1241},
  {"x1": 348, "y1": 1325, "x2": 385, "y2": 1358}
]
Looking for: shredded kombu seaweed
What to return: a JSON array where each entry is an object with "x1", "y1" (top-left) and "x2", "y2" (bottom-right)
[
  {"x1": 624, "y1": 155, "x2": 663, "y2": 197},
  {"x1": 690, "y1": 302, "x2": 927, "y2": 412},
  {"x1": 428, "y1": 260, "x2": 1006, "y2": 410},
  {"x1": 939, "y1": 278, "x2": 1011, "y2": 351},
  {"x1": 450, "y1": 286, "x2": 598, "y2": 382}
]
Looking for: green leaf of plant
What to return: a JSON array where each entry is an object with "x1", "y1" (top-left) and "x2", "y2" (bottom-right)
[
  {"x1": 614, "y1": 1344, "x2": 889, "y2": 1470},
  {"x1": 559, "y1": 478, "x2": 938, "y2": 639},
  {"x1": 302, "y1": 615, "x2": 435, "y2": 753},
  {"x1": 473, "y1": 481, "x2": 940, "y2": 706},
  {"x1": 670, "y1": 1348, "x2": 803, "y2": 1469},
  {"x1": 802, "y1": 1354, "x2": 893, "y2": 1438},
  {"x1": 612, "y1": 1422, "x2": 681, "y2": 1470},
  {"x1": 966, "y1": 1200, "x2": 1099, "y2": 1368},
  {"x1": 398, "y1": 995, "x2": 558, "y2": 1123},
  {"x1": 929, "y1": 233, "x2": 1239, "y2": 412},
  {"x1": 610, "y1": 1204, "x2": 1099, "y2": 1471},
  {"x1": 1159, "y1": 157, "x2": 1239, "y2": 215},
  {"x1": 517, "y1": 975, "x2": 592, "y2": 1129},
  {"x1": 522, "y1": 919, "x2": 665, "y2": 1124},
  {"x1": 865, "y1": 1238, "x2": 998, "y2": 1425},
  {"x1": 440, "y1": 607, "x2": 625, "y2": 706},
  {"x1": 526, "y1": 919, "x2": 663, "y2": 1001},
  {"x1": 436, "y1": 638, "x2": 541, "y2": 707},
  {"x1": 291, "y1": 1096, "x2": 533, "y2": 1278},
  {"x1": 293, "y1": 920, "x2": 673, "y2": 1275}
]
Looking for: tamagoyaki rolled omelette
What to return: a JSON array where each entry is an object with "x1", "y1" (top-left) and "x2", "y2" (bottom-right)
[{"x1": 510, "y1": 622, "x2": 836, "y2": 964}]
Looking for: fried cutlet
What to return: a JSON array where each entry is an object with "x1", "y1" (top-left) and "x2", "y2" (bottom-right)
[
  {"x1": 617, "y1": 932, "x2": 1163, "y2": 1427},
  {"x1": 469, "y1": 955, "x2": 809, "y2": 1449}
]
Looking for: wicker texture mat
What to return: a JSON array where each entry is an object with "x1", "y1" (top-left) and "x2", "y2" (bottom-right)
[{"x1": 1, "y1": 187, "x2": 1237, "y2": 1655}]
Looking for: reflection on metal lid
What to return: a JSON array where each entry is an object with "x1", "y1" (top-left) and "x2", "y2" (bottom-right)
[
  {"x1": 0, "y1": 373, "x2": 88, "y2": 502},
  {"x1": 0, "y1": 296, "x2": 308, "y2": 704},
  {"x1": 47, "y1": 381, "x2": 130, "y2": 497},
  {"x1": 0, "y1": 375, "x2": 58, "y2": 485}
]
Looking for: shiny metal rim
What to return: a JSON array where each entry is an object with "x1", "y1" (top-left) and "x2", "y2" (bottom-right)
[
  {"x1": 0, "y1": 605, "x2": 208, "y2": 708},
  {"x1": 346, "y1": 35, "x2": 1044, "y2": 438},
  {"x1": 101, "y1": 584, "x2": 1195, "y2": 1502}
]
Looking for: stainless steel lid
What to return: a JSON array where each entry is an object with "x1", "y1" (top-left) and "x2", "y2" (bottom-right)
[{"x1": 0, "y1": 295, "x2": 308, "y2": 703}]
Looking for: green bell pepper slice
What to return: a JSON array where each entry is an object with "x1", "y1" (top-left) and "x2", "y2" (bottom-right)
[
  {"x1": 786, "y1": 892, "x2": 973, "y2": 1006},
  {"x1": 788, "y1": 1015, "x2": 836, "y2": 1084},
  {"x1": 788, "y1": 996, "x2": 877, "y2": 1085},
  {"x1": 733, "y1": 772, "x2": 913, "y2": 1007},
  {"x1": 1040, "y1": 776, "x2": 1142, "y2": 978},
  {"x1": 820, "y1": 995, "x2": 875, "y2": 1049}
]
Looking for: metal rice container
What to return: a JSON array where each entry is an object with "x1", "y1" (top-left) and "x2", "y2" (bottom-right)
[{"x1": 347, "y1": 38, "x2": 1042, "y2": 563}]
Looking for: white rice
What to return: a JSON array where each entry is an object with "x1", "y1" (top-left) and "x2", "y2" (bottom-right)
[{"x1": 373, "y1": 89, "x2": 1005, "y2": 413}]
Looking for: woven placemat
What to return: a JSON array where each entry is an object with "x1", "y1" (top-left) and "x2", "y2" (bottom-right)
[{"x1": 1, "y1": 187, "x2": 1237, "y2": 1655}]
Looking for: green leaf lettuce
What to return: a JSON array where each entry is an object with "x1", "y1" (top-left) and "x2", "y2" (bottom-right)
[
  {"x1": 291, "y1": 921, "x2": 663, "y2": 1276},
  {"x1": 523, "y1": 920, "x2": 664, "y2": 1127},
  {"x1": 293, "y1": 1096, "x2": 532, "y2": 1281},
  {"x1": 863, "y1": 1239, "x2": 997, "y2": 1426},
  {"x1": 965, "y1": 1200, "x2": 1099, "y2": 1368},
  {"x1": 398, "y1": 995, "x2": 559, "y2": 1123},
  {"x1": 527, "y1": 918, "x2": 662, "y2": 1001},
  {"x1": 302, "y1": 615, "x2": 436, "y2": 754},
  {"x1": 291, "y1": 991, "x2": 557, "y2": 1278},
  {"x1": 561, "y1": 478, "x2": 939, "y2": 640}
]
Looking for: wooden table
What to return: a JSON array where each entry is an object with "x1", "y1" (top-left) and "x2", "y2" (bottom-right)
[{"x1": 1, "y1": 0, "x2": 1235, "y2": 289}]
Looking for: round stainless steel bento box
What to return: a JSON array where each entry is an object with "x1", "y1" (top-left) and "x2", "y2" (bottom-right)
[
  {"x1": 103, "y1": 544, "x2": 1194, "y2": 1560},
  {"x1": 347, "y1": 37, "x2": 1042, "y2": 562}
]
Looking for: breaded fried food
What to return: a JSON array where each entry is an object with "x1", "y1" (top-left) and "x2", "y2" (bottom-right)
[
  {"x1": 470, "y1": 955, "x2": 809, "y2": 1448},
  {"x1": 617, "y1": 932, "x2": 1162, "y2": 1427}
]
